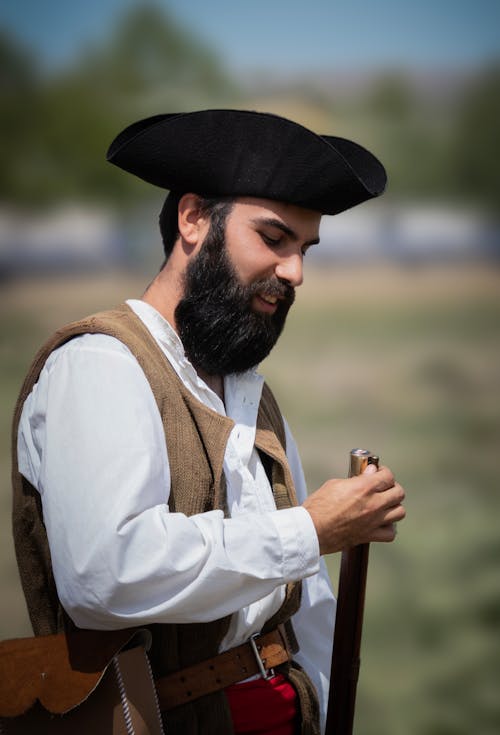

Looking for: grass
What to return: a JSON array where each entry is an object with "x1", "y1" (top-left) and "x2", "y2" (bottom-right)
[{"x1": 1, "y1": 261, "x2": 499, "y2": 734}]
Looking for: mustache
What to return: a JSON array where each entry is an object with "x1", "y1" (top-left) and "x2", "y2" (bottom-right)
[
  {"x1": 183, "y1": 272, "x2": 296, "y2": 311},
  {"x1": 247, "y1": 277, "x2": 296, "y2": 306}
]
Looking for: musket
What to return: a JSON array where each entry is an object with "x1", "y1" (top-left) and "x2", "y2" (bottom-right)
[{"x1": 325, "y1": 448, "x2": 379, "y2": 735}]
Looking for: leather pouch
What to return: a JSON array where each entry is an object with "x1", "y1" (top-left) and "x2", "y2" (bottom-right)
[{"x1": 0, "y1": 628, "x2": 164, "y2": 734}]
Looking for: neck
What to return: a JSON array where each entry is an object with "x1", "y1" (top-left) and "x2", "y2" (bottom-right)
[
  {"x1": 143, "y1": 266, "x2": 225, "y2": 403},
  {"x1": 142, "y1": 263, "x2": 181, "y2": 331},
  {"x1": 196, "y1": 367, "x2": 225, "y2": 403}
]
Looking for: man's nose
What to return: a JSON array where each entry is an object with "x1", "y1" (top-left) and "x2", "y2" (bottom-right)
[{"x1": 275, "y1": 253, "x2": 303, "y2": 287}]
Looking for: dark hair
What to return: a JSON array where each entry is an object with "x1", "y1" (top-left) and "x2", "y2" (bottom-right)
[{"x1": 159, "y1": 191, "x2": 235, "y2": 262}]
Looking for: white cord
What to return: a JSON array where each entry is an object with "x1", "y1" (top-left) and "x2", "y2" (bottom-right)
[
  {"x1": 144, "y1": 652, "x2": 166, "y2": 735},
  {"x1": 113, "y1": 655, "x2": 135, "y2": 735}
]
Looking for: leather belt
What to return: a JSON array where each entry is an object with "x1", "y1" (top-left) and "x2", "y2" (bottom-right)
[{"x1": 155, "y1": 626, "x2": 292, "y2": 710}]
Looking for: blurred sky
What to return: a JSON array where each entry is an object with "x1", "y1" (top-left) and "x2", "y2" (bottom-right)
[{"x1": 2, "y1": 0, "x2": 500, "y2": 74}]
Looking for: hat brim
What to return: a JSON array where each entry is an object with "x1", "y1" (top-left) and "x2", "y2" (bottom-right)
[{"x1": 107, "y1": 109, "x2": 387, "y2": 216}]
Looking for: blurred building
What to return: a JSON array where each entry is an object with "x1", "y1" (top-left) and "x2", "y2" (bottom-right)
[
  {"x1": 316, "y1": 203, "x2": 499, "y2": 264},
  {"x1": 0, "y1": 205, "x2": 121, "y2": 278},
  {"x1": 1, "y1": 200, "x2": 498, "y2": 279}
]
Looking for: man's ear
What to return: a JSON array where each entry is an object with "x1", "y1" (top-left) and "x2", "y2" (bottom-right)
[{"x1": 177, "y1": 193, "x2": 209, "y2": 248}]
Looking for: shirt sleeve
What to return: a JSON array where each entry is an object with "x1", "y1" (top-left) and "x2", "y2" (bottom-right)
[
  {"x1": 284, "y1": 420, "x2": 336, "y2": 734},
  {"x1": 17, "y1": 334, "x2": 320, "y2": 630}
]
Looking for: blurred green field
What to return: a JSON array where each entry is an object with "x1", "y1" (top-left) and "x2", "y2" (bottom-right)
[{"x1": 1, "y1": 262, "x2": 499, "y2": 734}]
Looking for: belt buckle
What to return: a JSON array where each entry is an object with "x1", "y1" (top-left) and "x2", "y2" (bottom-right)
[{"x1": 249, "y1": 633, "x2": 274, "y2": 681}]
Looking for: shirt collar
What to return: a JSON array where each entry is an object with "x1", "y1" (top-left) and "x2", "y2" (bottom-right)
[{"x1": 125, "y1": 299, "x2": 264, "y2": 418}]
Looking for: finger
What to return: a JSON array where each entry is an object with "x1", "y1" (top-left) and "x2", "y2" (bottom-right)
[
  {"x1": 370, "y1": 466, "x2": 396, "y2": 492},
  {"x1": 382, "y1": 482, "x2": 405, "y2": 508},
  {"x1": 370, "y1": 486, "x2": 405, "y2": 529},
  {"x1": 382, "y1": 503, "x2": 406, "y2": 524},
  {"x1": 372, "y1": 523, "x2": 398, "y2": 543},
  {"x1": 355, "y1": 465, "x2": 393, "y2": 493}
]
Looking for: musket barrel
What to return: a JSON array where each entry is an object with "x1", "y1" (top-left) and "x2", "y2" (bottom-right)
[{"x1": 325, "y1": 448, "x2": 379, "y2": 735}]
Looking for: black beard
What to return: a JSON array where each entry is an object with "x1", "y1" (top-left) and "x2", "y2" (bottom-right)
[{"x1": 175, "y1": 222, "x2": 295, "y2": 376}]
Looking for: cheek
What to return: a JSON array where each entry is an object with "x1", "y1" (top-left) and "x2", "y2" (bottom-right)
[
  {"x1": 235, "y1": 259, "x2": 261, "y2": 286},
  {"x1": 225, "y1": 234, "x2": 275, "y2": 285}
]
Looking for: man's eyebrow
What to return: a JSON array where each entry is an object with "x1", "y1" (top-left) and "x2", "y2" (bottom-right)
[{"x1": 251, "y1": 217, "x2": 320, "y2": 246}]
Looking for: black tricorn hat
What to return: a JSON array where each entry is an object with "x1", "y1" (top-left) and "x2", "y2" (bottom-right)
[{"x1": 107, "y1": 109, "x2": 387, "y2": 215}]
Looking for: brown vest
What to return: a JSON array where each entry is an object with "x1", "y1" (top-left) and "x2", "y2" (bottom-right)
[{"x1": 12, "y1": 304, "x2": 320, "y2": 734}]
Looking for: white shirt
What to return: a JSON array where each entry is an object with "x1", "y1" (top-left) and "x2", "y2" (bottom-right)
[{"x1": 17, "y1": 299, "x2": 335, "y2": 730}]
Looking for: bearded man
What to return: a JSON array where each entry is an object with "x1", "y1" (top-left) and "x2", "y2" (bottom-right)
[{"x1": 12, "y1": 110, "x2": 405, "y2": 735}]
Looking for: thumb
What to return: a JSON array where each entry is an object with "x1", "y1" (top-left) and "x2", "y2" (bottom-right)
[{"x1": 363, "y1": 462, "x2": 378, "y2": 475}]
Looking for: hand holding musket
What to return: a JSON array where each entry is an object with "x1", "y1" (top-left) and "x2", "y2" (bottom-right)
[
  {"x1": 302, "y1": 452, "x2": 404, "y2": 556},
  {"x1": 326, "y1": 449, "x2": 404, "y2": 735},
  {"x1": 302, "y1": 449, "x2": 405, "y2": 734}
]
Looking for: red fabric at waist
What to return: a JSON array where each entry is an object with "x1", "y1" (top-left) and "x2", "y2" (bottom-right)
[{"x1": 225, "y1": 673, "x2": 298, "y2": 735}]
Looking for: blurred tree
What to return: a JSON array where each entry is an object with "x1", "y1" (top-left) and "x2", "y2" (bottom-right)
[
  {"x1": 361, "y1": 72, "x2": 460, "y2": 201},
  {"x1": 452, "y1": 63, "x2": 500, "y2": 213},
  {"x1": 85, "y1": 4, "x2": 228, "y2": 102},
  {"x1": 0, "y1": 31, "x2": 42, "y2": 204},
  {"x1": 0, "y1": 3, "x2": 234, "y2": 206},
  {"x1": 367, "y1": 73, "x2": 415, "y2": 122},
  {"x1": 0, "y1": 29, "x2": 38, "y2": 94}
]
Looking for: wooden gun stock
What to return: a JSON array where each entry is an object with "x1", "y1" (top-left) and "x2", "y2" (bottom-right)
[{"x1": 325, "y1": 449, "x2": 379, "y2": 735}]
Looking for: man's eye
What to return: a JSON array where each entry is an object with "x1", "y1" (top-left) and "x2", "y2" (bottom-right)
[{"x1": 261, "y1": 233, "x2": 281, "y2": 246}]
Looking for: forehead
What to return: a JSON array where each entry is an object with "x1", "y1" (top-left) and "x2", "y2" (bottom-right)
[{"x1": 229, "y1": 196, "x2": 322, "y2": 239}]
